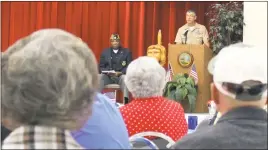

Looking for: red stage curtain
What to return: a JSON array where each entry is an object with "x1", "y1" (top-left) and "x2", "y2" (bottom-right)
[{"x1": 1, "y1": 1, "x2": 219, "y2": 61}]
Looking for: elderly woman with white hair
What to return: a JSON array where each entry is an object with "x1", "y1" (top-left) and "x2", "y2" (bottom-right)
[
  {"x1": 120, "y1": 56, "x2": 188, "y2": 141},
  {"x1": 1, "y1": 29, "x2": 99, "y2": 149}
]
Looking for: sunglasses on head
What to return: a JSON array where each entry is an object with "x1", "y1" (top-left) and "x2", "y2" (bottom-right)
[{"x1": 222, "y1": 80, "x2": 267, "y2": 96}]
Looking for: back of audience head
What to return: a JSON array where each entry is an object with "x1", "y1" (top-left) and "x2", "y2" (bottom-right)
[
  {"x1": 208, "y1": 43, "x2": 267, "y2": 114},
  {"x1": 124, "y1": 56, "x2": 166, "y2": 98},
  {"x1": 1, "y1": 28, "x2": 99, "y2": 130}
]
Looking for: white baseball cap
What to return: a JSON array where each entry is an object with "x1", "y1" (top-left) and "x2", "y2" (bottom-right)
[{"x1": 208, "y1": 43, "x2": 267, "y2": 101}]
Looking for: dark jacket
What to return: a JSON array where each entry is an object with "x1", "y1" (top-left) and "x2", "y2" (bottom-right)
[
  {"x1": 1, "y1": 125, "x2": 11, "y2": 142},
  {"x1": 195, "y1": 111, "x2": 219, "y2": 130},
  {"x1": 172, "y1": 106, "x2": 267, "y2": 149},
  {"x1": 195, "y1": 118, "x2": 211, "y2": 130},
  {"x1": 99, "y1": 47, "x2": 132, "y2": 74}
]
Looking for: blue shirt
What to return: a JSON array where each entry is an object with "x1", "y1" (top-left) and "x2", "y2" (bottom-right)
[{"x1": 71, "y1": 93, "x2": 131, "y2": 149}]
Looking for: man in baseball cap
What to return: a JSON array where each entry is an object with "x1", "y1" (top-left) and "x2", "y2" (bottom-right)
[{"x1": 172, "y1": 43, "x2": 267, "y2": 149}]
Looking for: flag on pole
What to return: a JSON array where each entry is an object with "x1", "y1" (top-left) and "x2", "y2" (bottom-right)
[
  {"x1": 166, "y1": 62, "x2": 174, "y2": 82},
  {"x1": 189, "y1": 63, "x2": 198, "y2": 84}
]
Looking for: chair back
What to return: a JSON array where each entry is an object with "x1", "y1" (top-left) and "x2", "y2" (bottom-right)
[
  {"x1": 129, "y1": 131, "x2": 175, "y2": 149},
  {"x1": 129, "y1": 137, "x2": 159, "y2": 149}
]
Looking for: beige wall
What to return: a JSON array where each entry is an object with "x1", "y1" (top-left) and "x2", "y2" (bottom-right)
[{"x1": 243, "y1": 2, "x2": 267, "y2": 49}]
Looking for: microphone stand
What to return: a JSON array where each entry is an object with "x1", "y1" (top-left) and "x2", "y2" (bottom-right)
[{"x1": 183, "y1": 30, "x2": 189, "y2": 44}]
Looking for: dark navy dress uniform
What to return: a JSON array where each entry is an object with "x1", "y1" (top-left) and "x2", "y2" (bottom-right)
[
  {"x1": 99, "y1": 47, "x2": 132, "y2": 74},
  {"x1": 99, "y1": 46, "x2": 132, "y2": 102}
]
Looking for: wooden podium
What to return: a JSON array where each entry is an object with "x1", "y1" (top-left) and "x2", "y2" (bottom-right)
[{"x1": 168, "y1": 44, "x2": 213, "y2": 113}]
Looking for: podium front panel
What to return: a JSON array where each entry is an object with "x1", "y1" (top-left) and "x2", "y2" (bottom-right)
[{"x1": 168, "y1": 44, "x2": 212, "y2": 113}]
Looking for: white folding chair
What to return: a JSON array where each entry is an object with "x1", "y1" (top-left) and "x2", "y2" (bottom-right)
[
  {"x1": 129, "y1": 137, "x2": 159, "y2": 149},
  {"x1": 129, "y1": 131, "x2": 175, "y2": 149}
]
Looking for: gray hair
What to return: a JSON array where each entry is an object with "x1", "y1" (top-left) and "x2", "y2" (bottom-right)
[
  {"x1": 1, "y1": 29, "x2": 99, "y2": 129},
  {"x1": 124, "y1": 56, "x2": 166, "y2": 98}
]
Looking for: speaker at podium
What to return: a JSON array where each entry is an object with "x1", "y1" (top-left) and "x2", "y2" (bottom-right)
[{"x1": 168, "y1": 44, "x2": 213, "y2": 113}]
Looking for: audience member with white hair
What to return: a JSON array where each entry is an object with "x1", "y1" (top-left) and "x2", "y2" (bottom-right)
[
  {"x1": 1, "y1": 29, "x2": 99, "y2": 149},
  {"x1": 120, "y1": 56, "x2": 188, "y2": 141},
  {"x1": 172, "y1": 43, "x2": 267, "y2": 149}
]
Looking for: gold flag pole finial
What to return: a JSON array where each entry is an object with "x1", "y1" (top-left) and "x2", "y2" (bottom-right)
[{"x1": 157, "y1": 29, "x2": 162, "y2": 45}]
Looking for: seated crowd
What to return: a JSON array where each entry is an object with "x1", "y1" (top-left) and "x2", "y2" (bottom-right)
[{"x1": 1, "y1": 29, "x2": 267, "y2": 149}]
